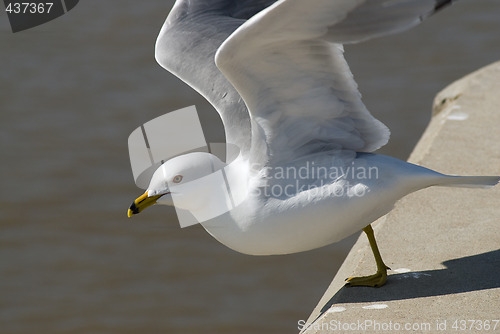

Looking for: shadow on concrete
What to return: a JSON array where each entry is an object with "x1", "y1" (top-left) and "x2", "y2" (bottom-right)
[{"x1": 319, "y1": 249, "x2": 500, "y2": 315}]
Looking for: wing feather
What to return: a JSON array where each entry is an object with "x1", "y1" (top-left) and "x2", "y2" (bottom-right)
[
  {"x1": 216, "y1": 0, "x2": 455, "y2": 165},
  {"x1": 155, "y1": 0, "x2": 277, "y2": 158}
]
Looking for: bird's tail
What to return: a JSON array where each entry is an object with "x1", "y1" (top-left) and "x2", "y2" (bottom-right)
[{"x1": 437, "y1": 175, "x2": 500, "y2": 188}]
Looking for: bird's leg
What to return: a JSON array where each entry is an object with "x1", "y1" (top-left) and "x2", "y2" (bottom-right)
[{"x1": 345, "y1": 224, "x2": 390, "y2": 288}]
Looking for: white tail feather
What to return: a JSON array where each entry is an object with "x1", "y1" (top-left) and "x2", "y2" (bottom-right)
[{"x1": 438, "y1": 175, "x2": 500, "y2": 188}]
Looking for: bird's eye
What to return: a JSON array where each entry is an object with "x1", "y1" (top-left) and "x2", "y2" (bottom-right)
[{"x1": 172, "y1": 175, "x2": 183, "y2": 183}]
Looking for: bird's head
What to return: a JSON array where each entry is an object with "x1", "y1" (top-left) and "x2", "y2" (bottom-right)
[{"x1": 127, "y1": 152, "x2": 226, "y2": 217}]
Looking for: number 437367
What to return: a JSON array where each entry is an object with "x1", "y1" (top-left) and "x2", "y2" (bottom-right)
[
  {"x1": 6, "y1": 2, "x2": 54, "y2": 14},
  {"x1": 452, "y1": 320, "x2": 499, "y2": 331}
]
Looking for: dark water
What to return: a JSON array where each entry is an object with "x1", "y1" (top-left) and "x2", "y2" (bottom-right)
[{"x1": 1, "y1": 1, "x2": 500, "y2": 333}]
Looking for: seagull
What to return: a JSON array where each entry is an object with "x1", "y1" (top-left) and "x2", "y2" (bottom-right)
[{"x1": 128, "y1": 0, "x2": 499, "y2": 287}]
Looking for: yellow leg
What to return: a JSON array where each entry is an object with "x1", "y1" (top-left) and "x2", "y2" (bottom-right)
[{"x1": 345, "y1": 224, "x2": 390, "y2": 288}]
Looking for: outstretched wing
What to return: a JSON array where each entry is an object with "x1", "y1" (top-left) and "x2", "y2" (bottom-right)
[
  {"x1": 216, "y1": 0, "x2": 455, "y2": 166},
  {"x1": 155, "y1": 0, "x2": 277, "y2": 158}
]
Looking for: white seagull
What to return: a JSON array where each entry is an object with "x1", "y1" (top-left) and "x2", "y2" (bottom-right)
[{"x1": 128, "y1": 0, "x2": 499, "y2": 287}]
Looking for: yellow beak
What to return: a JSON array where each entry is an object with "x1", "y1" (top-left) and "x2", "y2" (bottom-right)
[{"x1": 127, "y1": 192, "x2": 164, "y2": 217}]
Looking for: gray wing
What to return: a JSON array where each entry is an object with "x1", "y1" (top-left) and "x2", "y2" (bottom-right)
[
  {"x1": 324, "y1": 0, "x2": 455, "y2": 43},
  {"x1": 215, "y1": 0, "x2": 456, "y2": 166},
  {"x1": 155, "y1": 0, "x2": 278, "y2": 158}
]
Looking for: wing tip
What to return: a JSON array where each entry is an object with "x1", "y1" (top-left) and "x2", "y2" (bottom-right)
[{"x1": 434, "y1": 0, "x2": 455, "y2": 12}]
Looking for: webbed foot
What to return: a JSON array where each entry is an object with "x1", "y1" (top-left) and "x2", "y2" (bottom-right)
[
  {"x1": 344, "y1": 224, "x2": 390, "y2": 288},
  {"x1": 345, "y1": 266, "x2": 389, "y2": 288}
]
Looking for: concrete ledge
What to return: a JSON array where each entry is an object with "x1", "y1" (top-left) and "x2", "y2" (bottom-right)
[{"x1": 301, "y1": 61, "x2": 500, "y2": 333}]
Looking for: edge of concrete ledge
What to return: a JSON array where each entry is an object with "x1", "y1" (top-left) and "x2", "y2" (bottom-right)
[{"x1": 300, "y1": 61, "x2": 500, "y2": 334}]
